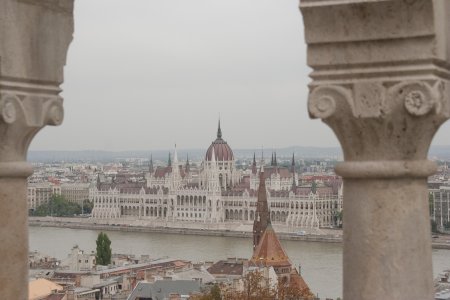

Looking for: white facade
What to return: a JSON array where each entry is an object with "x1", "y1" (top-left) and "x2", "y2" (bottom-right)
[
  {"x1": 60, "y1": 245, "x2": 96, "y2": 272},
  {"x1": 91, "y1": 134, "x2": 342, "y2": 228},
  {"x1": 27, "y1": 183, "x2": 61, "y2": 211},
  {"x1": 61, "y1": 183, "x2": 90, "y2": 205}
]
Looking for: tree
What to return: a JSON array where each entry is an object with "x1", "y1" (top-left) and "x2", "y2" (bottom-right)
[
  {"x1": 209, "y1": 285, "x2": 222, "y2": 300},
  {"x1": 431, "y1": 219, "x2": 438, "y2": 233},
  {"x1": 191, "y1": 284, "x2": 222, "y2": 300},
  {"x1": 81, "y1": 199, "x2": 93, "y2": 214},
  {"x1": 95, "y1": 232, "x2": 112, "y2": 265},
  {"x1": 222, "y1": 270, "x2": 275, "y2": 300},
  {"x1": 336, "y1": 210, "x2": 343, "y2": 228},
  {"x1": 429, "y1": 193, "x2": 435, "y2": 217},
  {"x1": 30, "y1": 194, "x2": 81, "y2": 217}
]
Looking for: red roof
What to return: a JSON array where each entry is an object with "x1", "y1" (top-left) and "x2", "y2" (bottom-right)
[
  {"x1": 263, "y1": 167, "x2": 293, "y2": 179},
  {"x1": 250, "y1": 224, "x2": 291, "y2": 268},
  {"x1": 154, "y1": 166, "x2": 172, "y2": 178},
  {"x1": 205, "y1": 138, "x2": 234, "y2": 161}
]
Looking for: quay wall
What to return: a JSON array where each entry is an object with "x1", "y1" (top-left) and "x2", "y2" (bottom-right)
[{"x1": 28, "y1": 217, "x2": 450, "y2": 249}]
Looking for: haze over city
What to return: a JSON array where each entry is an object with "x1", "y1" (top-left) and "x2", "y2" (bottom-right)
[
  {"x1": 4, "y1": 1, "x2": 450, "y2": 300},
  {"x1": 29, "y1": 0, "x2": 450, "y2": 151}
]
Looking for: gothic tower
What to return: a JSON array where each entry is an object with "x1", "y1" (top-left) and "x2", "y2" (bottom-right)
[{"x1": 253, "y1": 164, "x2": 270, "y2": 250}]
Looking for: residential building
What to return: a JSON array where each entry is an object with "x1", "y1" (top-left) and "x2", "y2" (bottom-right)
[{"x1": 28, "y1": 183, "x2": 61, "y2": 211}]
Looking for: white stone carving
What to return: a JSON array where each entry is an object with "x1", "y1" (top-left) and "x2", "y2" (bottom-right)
[{"x1": 301, "y1": 1, "x2": 450, "y2": 299}]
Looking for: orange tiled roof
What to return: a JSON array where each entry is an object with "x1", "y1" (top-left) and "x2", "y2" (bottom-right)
[
  {"x1": 250, "y1": 223, "x2": 291, "y2": 268},
  {"x1": 289, "y1": 268, "x2": 312, "y2": 295}
]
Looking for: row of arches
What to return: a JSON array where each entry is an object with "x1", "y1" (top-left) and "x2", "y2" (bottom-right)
[
  {"x1": 224, "y1": 209, "x2": 288, "y2": 223},
  {"x1": 177, "y1": 195, "x2": 208, "y2": 206}
]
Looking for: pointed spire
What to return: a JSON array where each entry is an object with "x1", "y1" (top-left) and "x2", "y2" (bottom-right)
[
  {"x1": 292, "y1": 172, "x2": 297, "y2": 191},
  {"x1": 185, "y1": 154, "x2": 190, "y2": 173},
  {"x1": 168, "y1": 152, "x2": 172, "y2": 167},
  {"x1": 217, "y1": 118, "x2": 222, "y2": 139},
  {"x1": 149, "y1": 155, "x2": 154, "y2": 173},
  {"x1": 271, "y1": 153, "x2": 274, "y2": 166},
  {"x1": 260, "y1": 149, "x2": 265, "y2": 173},
  {"x1": 291, "y1": 153, "x2": 295, "y2": 173},
  {"x1": 173, "y1": 144, "x2": 178, "y2": 164},
  {"x1": 274, "y1": 152, "x2": 278, "y2": 167},
  {"x1": 253, "y1": 153, "x2": 270, "y2": 250},
  {"x1": 251, "y1": 152, "x2": 257, "y2": 175}
]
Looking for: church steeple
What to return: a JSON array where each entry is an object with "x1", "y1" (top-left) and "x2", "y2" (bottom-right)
[
  {"x1": 168, "y1": 152, "x2": 172, "y2": 167},
  {"x1": 253, "y1": 161, "x2": 270, "y2": 250},
  {"x1": 217, "y1": 119, "x2": 222, "y2": 139}
]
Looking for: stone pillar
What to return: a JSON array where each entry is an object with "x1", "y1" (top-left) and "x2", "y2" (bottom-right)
[
  {"x1": 300, "y1": 1, "x2": 450, "y2": 299},
  {"x1": 0, "y1": 1, "x2": 74, "y2": 298}
]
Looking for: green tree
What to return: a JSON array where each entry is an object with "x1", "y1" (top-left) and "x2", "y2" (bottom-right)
[
  {"x1": 431, "y1": 219, "x2": 438, "y2": 233},
  {"x1": 429, "y1": 193, "x2": 435, "y2": 217},
  {"x1": 30, "y1": 194, "x2": 82, "y2": 217},
  {"x1": 81, "y1": 199, "x2": 93, "y2": 214},
  {"x1": 95, "y1": 232, "x2": 112, "y2": 265},
  {"x1": 336, "y1": 210, "x2": 343, "y2": 228}
]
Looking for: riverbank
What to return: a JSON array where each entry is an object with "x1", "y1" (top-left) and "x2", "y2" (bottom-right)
[
  {"x1": 29, "y1": 216, "x2": 344, "y2": 243},
  {"x1": 28, "y1": 216, "x2": 450, "y2": 249}
]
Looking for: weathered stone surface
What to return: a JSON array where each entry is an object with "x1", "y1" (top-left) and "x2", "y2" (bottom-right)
[
  {"x1": 0, "y1": 0, "x2": 73, "y2": 298},
  {"x1": 300, "y1": 0, "x2": 450, "y2": 299}
]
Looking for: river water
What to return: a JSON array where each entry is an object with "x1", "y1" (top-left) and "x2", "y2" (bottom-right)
[{"x1": 29, "y1": 226, "x2": 450, "y2": 299}]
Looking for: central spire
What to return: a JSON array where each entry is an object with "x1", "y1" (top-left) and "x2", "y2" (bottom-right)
[{"x1": 217, "y1": 118, "x2": 222, "y2": 139}]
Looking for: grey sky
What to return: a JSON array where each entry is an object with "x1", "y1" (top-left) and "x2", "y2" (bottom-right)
[{"x1": 30, "y1": 0, "x2": 450, "y2": 151}]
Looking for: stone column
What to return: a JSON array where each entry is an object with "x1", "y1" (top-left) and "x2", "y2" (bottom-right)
[
  {"x1": 0, "y1": 1, "x2": 74, "y2": 298},
  {"x1": 300, "y1": 1, "x2": 450, "y2": 299}
]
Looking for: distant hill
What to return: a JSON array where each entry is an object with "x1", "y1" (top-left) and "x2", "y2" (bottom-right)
[{"x1": 28, "y1": 145, "x2": 450, "y2": 163}]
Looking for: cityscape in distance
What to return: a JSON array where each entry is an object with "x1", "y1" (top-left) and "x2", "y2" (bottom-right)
[{"x1": 27, "y1": 123, "x2": 450, "y2": 300}]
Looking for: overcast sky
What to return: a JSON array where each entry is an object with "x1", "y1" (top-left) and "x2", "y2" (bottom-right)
[{"x1": 30, "y1": 0, "x2": 450, "y2": 151}]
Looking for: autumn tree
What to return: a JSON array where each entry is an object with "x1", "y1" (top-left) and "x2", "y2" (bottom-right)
[
  {"x1": 191, "y1": 284, "x2": 222, "y2": 300},
  {"x1": 222, "y1": 270, "x2": 275, "y2": 300},
  {"x1": 95, "y1": 232, "x2": 112, "y2": 265}
]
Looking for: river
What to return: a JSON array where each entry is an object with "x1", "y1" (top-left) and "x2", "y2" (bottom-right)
[{"x1": 29, "y1": 226, "x2": 450, "y2": 299}]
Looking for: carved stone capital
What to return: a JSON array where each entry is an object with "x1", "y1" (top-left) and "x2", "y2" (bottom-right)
[
  {"x1": 301, "y1": 0, "x2": 450, "y2": 179},
  {"x1": 301, "y1": 1, "x2": 450, "y2": 299},
  {"x1": 308, "y1": 79, "x2": 450, "y2": 178},
  {"x1": 309, "y1": 79, "x2": 450, "y2": 157},
  {"x1": 0, "y1": 0, "x2": 74, "y2": 178},
  {"x1": 0, "y1": 79, "x2": 64, "y2": 175}
]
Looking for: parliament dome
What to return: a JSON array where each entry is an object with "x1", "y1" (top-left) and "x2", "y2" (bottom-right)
[{"x1": 205, "y1": 121, "x2": 234, "y2": 162}]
